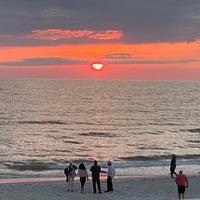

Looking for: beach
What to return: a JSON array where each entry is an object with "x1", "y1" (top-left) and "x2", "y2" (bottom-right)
[{"x1": 1, "y1": 175, "x2": 199, "y2": 200}]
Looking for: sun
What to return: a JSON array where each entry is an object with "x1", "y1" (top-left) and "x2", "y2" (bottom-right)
[{"x1": 91, "y1": 62, "x2": 104, "y2": 71}]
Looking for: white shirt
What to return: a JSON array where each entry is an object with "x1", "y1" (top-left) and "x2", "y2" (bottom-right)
[{"x1": 108, "y1": 165, "x2": 115, "y2": 177}]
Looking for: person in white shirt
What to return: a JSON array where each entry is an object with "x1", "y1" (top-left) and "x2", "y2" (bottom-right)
[{"x1": 105, "y1": 161, "x2": 115, "y2": 192}]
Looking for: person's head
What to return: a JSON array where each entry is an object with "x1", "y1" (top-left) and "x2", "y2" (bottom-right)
[
  {"x1": 79, "y1": 162, "x2": 86, "y2": 170},
  {"x1": 179, "y1": 170, "x2": 183, "y2": 174},
  {"x1": 172, "y1": 154, "x2": 176, "y2": 159},
  {"x1": 107, "y1": 161, "x2": 112, "y2": 166},
  {"x1": 94, "y1": 160, "x2": 97, "y2": 165}
]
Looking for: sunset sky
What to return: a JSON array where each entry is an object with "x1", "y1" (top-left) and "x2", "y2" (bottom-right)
[{"x1": 0, "y1": 0, "x2": 200, "y2": 80}]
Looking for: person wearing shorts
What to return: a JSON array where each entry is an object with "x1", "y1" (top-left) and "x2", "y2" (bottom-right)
[{"x1": 175, "y1": 170, "x2": 188, "y2": 199}]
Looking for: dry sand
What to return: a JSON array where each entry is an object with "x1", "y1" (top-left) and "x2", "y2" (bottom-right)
[{"x1": 0, "y1": 175, "x2": 199, "y2": 200}]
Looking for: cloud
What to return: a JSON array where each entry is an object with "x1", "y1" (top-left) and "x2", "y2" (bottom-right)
[
  {"x1": 103, "y1": 52, "x2": 199, "y2": 65},
  {"x1": 0, "y1": 56, "x2": 197, "y2": 67},
  {"x1": 0, "y1": 57, "x2": 86, "y2": 66},
  {"x1": 1, "y1": 1, "x2": 200, "y2": 44},
  {"x1": 107, "y1": 58, "x2": 199, "y2": 65},
  {"x1": 24, "y1": 29, "x2": 123, "y2": 41},
  {"x1": 104, "y1": 53, "x2": 133, "y2": 59},
  {"x1": 88, "y1": 30, "x2": 123, "y2": 40}
]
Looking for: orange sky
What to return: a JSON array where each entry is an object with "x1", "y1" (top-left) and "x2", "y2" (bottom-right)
[
  {"x1": 1, "y1": 1, "x2": 200, "y2": 80},
  {"x1": 0, "y1": 40, "x2": 200, "y2": 80}
]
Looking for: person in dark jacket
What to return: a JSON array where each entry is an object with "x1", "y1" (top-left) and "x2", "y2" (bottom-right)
[
  {"x1": 64, "y1": 161, "x2": 77, "y2": 191},
  {"x1": 90, "y1": 160, "x2": 106, "y2": 193},
  {"x1": 170, "y1": 154, "x2": 177, "y2": 178}
]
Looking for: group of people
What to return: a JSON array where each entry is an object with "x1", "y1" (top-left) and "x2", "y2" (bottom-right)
[
  {"x1": 64, "y1": 160, "x2": 115, "y2": 194},
  {"x1": 170, "y1": 154, "x2": 189, "y2": 200},
  {"x1": 64, "y1": 155, "x2": 189, "y2": 199}
]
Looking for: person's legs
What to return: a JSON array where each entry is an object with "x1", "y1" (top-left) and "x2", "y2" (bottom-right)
[
  {"x1": 70, "y1": 177, "x2": 74, "y2": 191},
  {"x1": 68, "y1": 177, "x2": 74, "y2": 192},
  {"x1": 107, "y1": 176, "x2": 113, "y2": 191},
  {"x1": 92, "y1": 179, "x2": 97, "y2": 193},
  {"x1": 80, "y1": 177, "x2": 86, "y2": 193},
  {"x1": 97, "y1": 179, "x2": 101, "y2": 193},
  {"x1": 173, "y1": 171, "x2": 177, "y2": 176},
  {"x1": 68, "y1": 177, "x2": 72, "y2": 191},
  {"x1": 178, "y1": 186, "x2": 181, "y2": 199},
  {"x1": 181, "y1": 186, "x2": 185, "y2": 199},
  {"x1": 171, "y1": 167, "x2": 175, "y2": 178},
  {"x1": 178, "y1": 186, "x2": 185, "y2": 199}
]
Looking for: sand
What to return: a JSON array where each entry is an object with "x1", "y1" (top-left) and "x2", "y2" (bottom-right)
[{"x1": 0, "y1": 175, "x2": 199, "y2": 200}]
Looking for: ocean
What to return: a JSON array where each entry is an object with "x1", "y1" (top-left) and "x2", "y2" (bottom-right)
[{"x1": 0, "y1": 78, "x2": 199, "y2": 179}]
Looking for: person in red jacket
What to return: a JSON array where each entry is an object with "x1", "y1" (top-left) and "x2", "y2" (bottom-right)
[{"x1": 175, "y1": 170, "x2": 188, "y2": 199}]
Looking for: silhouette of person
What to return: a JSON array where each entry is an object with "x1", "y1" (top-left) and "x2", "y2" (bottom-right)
[
  {"x1": 170, "y1": 154, "x2": 177, "y2": 178},
  {"x1": 90, "y1": 160, "x2": 106, "y2": 193}
]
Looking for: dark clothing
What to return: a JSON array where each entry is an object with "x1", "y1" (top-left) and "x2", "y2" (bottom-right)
[
  {"x1": 90, "y1": 165, "x2": 101, "y2": 180},
  {"x1": 64, "y1": 164, "x2": 77, "y2": 177},
  {"x1": 107, "y1": 176, "x2": 113, "y2": 191},
  {"x1": 170, "y1": 166, "x2": 177, "y2": 177},
  {"x1": 80, "y1": 177, "x2": 86, "y2": 188},
  {"x1": 92, "y1": 179, "x2": 101, "y2": 193},
  {"x1": 170, "y1": 157, "x2": 177, "y2": 178},
  {"x1": 90, "y1": 164, "x2": 102, "y2": 193},
  {"x1": 178, "y1": 186, "x2": 186, "y2": 194}
]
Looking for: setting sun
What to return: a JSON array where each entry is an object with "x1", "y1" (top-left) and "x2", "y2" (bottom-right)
[{"x1": 91, "y1": 62, "x2": 104, "y2": 71}]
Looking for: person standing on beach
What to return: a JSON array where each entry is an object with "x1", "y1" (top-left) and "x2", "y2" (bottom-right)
[
  {"x1": 90, "y1": 160, "x2": 106, "y2": 194},
  {"x1": 64, "y1": 161, "x2": 77, "y2": 192},
  {"x1": 170, "y1": 154, "x2": 177, "y2": 178},
  {"x1": 175, "y1": 170, "x2": 188, "y2": 200},
  {"x1": 78, "y1": 162, "x2": 88, "y2": 194},
  {"x1": 105, "y1": 161, "x2": 115, "y2": 192}
]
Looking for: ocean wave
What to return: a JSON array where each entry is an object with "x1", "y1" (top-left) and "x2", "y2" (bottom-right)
[
  {"x1": 18, "y1": 120, "x2": 66, "y2": 125},
  {"x1": 63, "y1": 140, "x2": 81, "y2": 144},
  {"x1": 78, "y1": 132, "x2": 116, "y2": 137},
  {"x1": 4, "y1": 161, "x2": 56, "y2": 171},
  {"x1": 75, "y1": 121, "x2": 126, "y2": 127},
  {"x1": 187, "y1": 128, "x2": 200, "y2": 133},
  {"x1": 187, "y1": 140, "x2": 200, "y2": 143},
  {"x1": 119, "y1": 154, "x2": 200, "y2": 162}
]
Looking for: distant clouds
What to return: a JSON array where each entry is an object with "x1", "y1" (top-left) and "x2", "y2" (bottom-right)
[
  {"x1": 0, "y1": 58, "x2": 85, "y2": 66},
  {"x1": 0, "y1": 0, "x2": 200, "y2": 80},
  {"x1": 1, "y1": 0, "x2": 200, "y2": 45},
  {"x1": 25, "y1": 29, "x2": 123, "y2": 40},
  {"x1": 104, "y1": 53, "x2": 133, "y2": 59}
]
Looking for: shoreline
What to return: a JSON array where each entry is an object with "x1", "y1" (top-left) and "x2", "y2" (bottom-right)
[
  {"x1": 0, "y1": 174, "x2": 173, "y2": 185},
  {"x1": 1, "y1": 172, "x2": 199, "y2": 184},
  {"x1": 1, "y1": 175, "x2": 199, "y2": 200}
]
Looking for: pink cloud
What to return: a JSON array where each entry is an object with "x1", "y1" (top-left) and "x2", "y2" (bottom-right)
[
  {"x1": 25, "y1": 29, "x2": 123, "y2": 40},
  {"x1": 88, "y1": 30, "x2": 123, "y2": 40}
]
